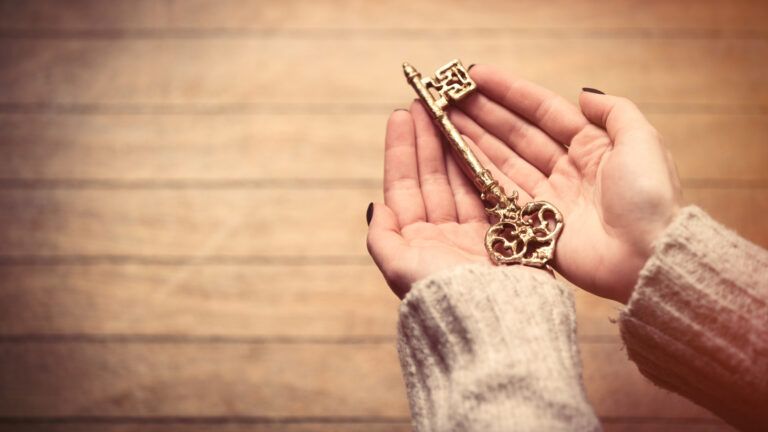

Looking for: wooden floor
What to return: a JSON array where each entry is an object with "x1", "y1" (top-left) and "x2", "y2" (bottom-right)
[{"x1": 0, "y1": 1, "x2": 766, "y2": 430}]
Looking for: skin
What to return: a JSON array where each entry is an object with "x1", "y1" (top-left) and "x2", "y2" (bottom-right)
[{"x1": 367, "y1": 65, "x2": 682, "y2": 303}]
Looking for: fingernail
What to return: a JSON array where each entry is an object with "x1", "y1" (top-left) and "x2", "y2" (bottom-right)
[
  {"x1": 366, "y1": 202, "x2": 374, "y2": 225},
  {"x1": 467, "y1": 63, "x2": 476, "y2": 71},
  {"x1": 582, "y1": 87, "x2": 605, "y2": 95}
]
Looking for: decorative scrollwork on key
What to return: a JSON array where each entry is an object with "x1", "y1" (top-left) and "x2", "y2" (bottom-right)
[
  {"x1": 483, "y1": 190, "x2": 564, "y2": 268},
  {"x1": 422, "y1": 60, "x2": 477, "y2": 109},
  {"x1": 402, "y1": 59, "x2": 565, "y2": 269}
]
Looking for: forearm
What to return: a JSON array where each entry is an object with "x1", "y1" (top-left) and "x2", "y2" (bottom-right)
[
  {"x1": 620, "y1": 206, "x2": 768, "y2": 431},
  {"x1": 397, "y1": 264, "x2": 600, "y2": 432}
]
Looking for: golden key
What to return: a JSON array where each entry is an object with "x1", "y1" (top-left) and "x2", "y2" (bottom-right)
[{"x1": 402, "y1": 59, "x2": 564, "y2": 268}]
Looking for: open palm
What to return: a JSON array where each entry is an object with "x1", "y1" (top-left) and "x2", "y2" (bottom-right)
[
  {"x1": 368, "y1": 65, "x2": 681, "y2": 302},
  {"x1": 367, "y1": 101, "x2": 500, "y2": 299},
  {"x1": 446, "y1": 66, "x2": 682, "y2": 303}
]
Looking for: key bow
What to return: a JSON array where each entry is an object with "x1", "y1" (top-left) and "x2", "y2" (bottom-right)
[{"x1": 483, "y1": 191, "x2": 564, "y2": 267}]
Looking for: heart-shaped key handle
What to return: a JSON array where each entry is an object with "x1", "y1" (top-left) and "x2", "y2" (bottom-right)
[{"x1": 483, "y1": 190, "x2": 563, "y2": 267}]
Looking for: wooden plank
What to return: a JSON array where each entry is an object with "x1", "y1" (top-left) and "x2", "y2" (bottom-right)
[
  {"x1": 1, "y1": 39, "x2": 766, "y2": 106},
  {"x1": 0, "y1": 341, "x2": 716, "y2": 419},
  {"x1": 682, "y1": 188, "x2": 768, "y2": 247},
  {"x1": 0, "y1": 188, "x2": 764, "y2": 257},
  {"x1": 0, "y1": 0, "x2": 766, "y2": 32},
  {"x1": 654, "y1": 114, "x2": 768, "y2": 182},
  {"x1": 0, "y1": 425, "x2": 413, "y2": 432},
  {"x1": 0, "y1": 264, "x2": 400, "y2": 337},
  {"x1": 602, "y1": 424, "x2": 734, "y2": 432},
  {"x1": 0, "y1": 422, "x2": 736, "y2": 432},
  {"x1": 580, "y1": 344, "x2": 713, "y2": 419},
  {"x1": 0, "y1": 113, "x2": 765, "y2": 182},
  {"x1": 0, "y1": 113, "x2": 386, "y2": 182},
  {"x1": 0, "y1": 188, "x2": 373, "y2": 257},
  {"x1": 0, "y1": 262, "x2": 626, "y2": 338},
  {"x1": 0, "y1": 343, "x2": 408, "y2": 417}
]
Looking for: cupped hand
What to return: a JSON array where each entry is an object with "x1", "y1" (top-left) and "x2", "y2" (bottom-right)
[
  {"x1": 448, "y1": 65, "x2": 682, "y2": 303},
  {"x1": 366, "y1": 100, "x2": 545, "y2": 299}
]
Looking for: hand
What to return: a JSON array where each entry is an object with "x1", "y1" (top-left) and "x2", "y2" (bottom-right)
[
  {"x1": 448, "y1": 65, "x2": 682, "y2": 303},
  {"x1": 367, "y1": 101, "x2": 546, "y2": 299}
]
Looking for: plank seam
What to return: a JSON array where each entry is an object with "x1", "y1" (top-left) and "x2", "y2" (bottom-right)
[
  {"x1": 0, "y1": 334, "x2": 397, "y2": 344},
  {"x1": 0, "y1": 333, "x2": 617, "y2": 344},
  {"x1": 0, "y1": 102, "x2": 765, "y2": 115},
  {"x1": 0, "y1": 178, "x2": 763, "y2": 190},
  {"x1": 0, "y1": 27, "x2": 766, "y2": 40},
  {"x1": 0, "y1": 178, "x2": 382, "y2": 190},
  {"x1": 0, "y1": 255, "x2": 372, "y2": 266},
  {"x1": 0, "y1": 415, "x2": 411, "y2": 425},
  {"x1": 0, "y1": 415, "x2": 725, "y2": 425},
  {"x1": 598, "y1": 416, "x2": 728, "y2": 425}
]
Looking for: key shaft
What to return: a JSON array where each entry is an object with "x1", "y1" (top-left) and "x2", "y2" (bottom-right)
[
  {"x1": 401, "y1": 60, "x2": 564, "y2": 268},
  {"x1": 403, "y1": 61, "x2": 509, "y2": 208}
]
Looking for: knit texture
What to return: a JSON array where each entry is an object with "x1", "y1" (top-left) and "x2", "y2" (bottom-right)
[
  {"x1": 397, "y1": 265, "x2": 600, "y2": 432},
  {"x1": 620, "y1": 206, "x2": 768, "y2": 431}
]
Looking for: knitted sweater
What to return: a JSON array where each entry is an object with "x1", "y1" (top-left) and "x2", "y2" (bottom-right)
[{"x1": 396, "y1": 206, "x2": 768, "y2": 431}]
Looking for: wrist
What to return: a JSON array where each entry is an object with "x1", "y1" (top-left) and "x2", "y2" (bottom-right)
[{"x1": 621, "y1": 203, "x2": 683, "y2": 303}]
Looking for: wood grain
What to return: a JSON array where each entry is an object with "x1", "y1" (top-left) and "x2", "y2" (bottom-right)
[
  {"x1": 0, "y1": 263, "x2": 629, "y2": 338},
  {"x1": 0, "y1": 341, "x2": 716, "y2": 419},
  {"x1": 0, "y1": 342, "x2": 408, "y2": 417},
  {"x1": 0, "y1": 188, "x2": 764, "y2": 258},
  {"x1": 0, "y1": 421, "x2": 736, "y2": 432},
  {"x1": 1, "y1": 0, "x2": 766, "y2": 32},
  {"x1": 0, "y1": 264, "x2": 400, "y2": 338},
  {"x1": 0, "y1": 188, "x2": 373, "y2": 257},
  {"x1": 1, "y1": 39, "x2": 766, "y2": 106},
  {"x1": 0, "y1": 1, "x2": 764, "y2": 429},
  {"x1": 0, "y1": 113, "x2": 766, "y2": 182},
  {"x1": 0, "y1": 425, "x2": 414, "y2": 432},
  {"x1": 602, "y1": 424, "x2": 735, "y2": 432}
]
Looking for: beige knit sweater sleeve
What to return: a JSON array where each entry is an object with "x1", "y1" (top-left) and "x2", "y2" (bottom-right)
[
  {"x1": 619, "y1": 206, "x2": 768, "y2": 431},
  {"x1": 397, "y1": 265, "x2": 601, "y2": 432},
  {"x1": 396, "y1": 206, "x2": 767, "y2": 431}
]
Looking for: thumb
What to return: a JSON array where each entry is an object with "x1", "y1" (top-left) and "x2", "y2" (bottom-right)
[
  {"x1": 578, "y1": 89, "x2": 658, "y2": 147},
  {"x1": 366, "y1": 202, "x2": 406, "y2": 275}
]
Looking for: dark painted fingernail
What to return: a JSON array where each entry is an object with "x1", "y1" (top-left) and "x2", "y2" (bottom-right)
[
  {"x1": 467, "y1": 63, "x2": 476, "y2": 71},
  {"x1": 366, "y1": 202, "x2": 374, "y2": 225},
  {"x1": 582, "y1": 87, "x2": 605, "y2": 95}
]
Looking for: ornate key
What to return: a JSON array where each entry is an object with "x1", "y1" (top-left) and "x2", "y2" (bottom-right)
[{"x1": 402, "y1": 59, "x2": 564, "y2": 268}]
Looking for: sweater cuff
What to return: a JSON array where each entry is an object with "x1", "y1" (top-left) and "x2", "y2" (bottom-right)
[
  {"x1": 397, "y1": 264, "x2": 599, "y2": 432},
  {"x1": 620, "y1": 206, "x2": 768, "y2": 430}
]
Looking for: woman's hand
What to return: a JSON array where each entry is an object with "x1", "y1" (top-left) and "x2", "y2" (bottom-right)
[
  {"x1": 367, "y1": 101, "x2": 545, "y2": 299},
  {"x1": 449, "y1": 65, "x2": 682, "y2": 303}
]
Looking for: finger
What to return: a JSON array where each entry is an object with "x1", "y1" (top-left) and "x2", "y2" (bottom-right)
[
  {"x1": 461, "y1": 134, "x2": 533, "y2": 204},
  {"x1": 578, "y1": 91, "x2": 659, "y2": 146},
  {"x1": 411, "y1": 100, "x2": 458, "y2": 224},
  {"x1": 469, "y1": 64, "x2": 589, "y2": 146},
  {"x1": 366, "y1": 202, "x2": 409, "y2": 297},
  {"x1": 450, "y1": 109, "x2": 546, "y2": 198},
  {"x1": 384, "y1": 109, "x2": 426, "y2": 226},
  {"x1": 457, "y1": 92, "x2": 566, "y2": 176},
  {"x1": 367, "y1": 203, "x2": 406, "y2": 264},
  {"x1": 444, "y1": 151, "x2": 487, "y2": 224}
]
